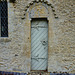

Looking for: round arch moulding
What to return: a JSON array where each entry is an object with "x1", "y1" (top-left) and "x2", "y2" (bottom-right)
[{"x1": 24, "y1": 0, "x2": 58, "y2": 19}]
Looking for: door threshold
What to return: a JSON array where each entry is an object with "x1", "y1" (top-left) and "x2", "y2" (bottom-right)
[{"x1": 31, "y1": 70, "x2": 48, "y2": 72}]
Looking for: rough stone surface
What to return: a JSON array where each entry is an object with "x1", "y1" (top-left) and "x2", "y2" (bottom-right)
[
  {"x1": 0, "y1": 0, "x2": 75, "y2": 74},
  {"x1": 28, "y1": 72, "x2": 50, "y2": 75}
]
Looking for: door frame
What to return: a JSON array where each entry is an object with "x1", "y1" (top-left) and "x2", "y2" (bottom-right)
[{"x1": 24, "y1": 2, "x2": 55, "y2": 73}]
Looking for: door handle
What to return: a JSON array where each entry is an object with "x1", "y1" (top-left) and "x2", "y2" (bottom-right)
[{"x1": 41, "y1": 40, "x2": 47, "y2": 46}]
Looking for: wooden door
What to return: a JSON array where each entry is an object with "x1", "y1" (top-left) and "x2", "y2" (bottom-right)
[{"x1": 31, "y1": 18, "x2": 48, "y2": 70}]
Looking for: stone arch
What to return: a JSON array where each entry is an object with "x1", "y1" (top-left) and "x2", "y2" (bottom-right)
[{"x1": 24, "y1": 0, "x2": 58, "y2": 18}]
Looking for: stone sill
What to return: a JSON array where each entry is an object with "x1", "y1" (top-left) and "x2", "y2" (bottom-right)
[{"x1": 0, "y1": 37, "x2": 12, "y2": 43}]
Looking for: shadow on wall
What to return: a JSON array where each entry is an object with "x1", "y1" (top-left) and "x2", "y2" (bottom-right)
[
  {"x1": 9, "y1": 0, "x2": 16, "y2": 3},
  {"x1": 0, "y1": 71, "x2": 75, "y2": 75},
  {"x1": 0, "y1": 71, "x2": 27, "y2": 75},
  {"x1": 50, "y1": 73, "x2": 75, "y2": 75}
]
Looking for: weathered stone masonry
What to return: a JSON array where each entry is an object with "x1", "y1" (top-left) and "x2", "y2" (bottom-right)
[{"x1": 0, "y1": 0, "x2": 75, "y2": 74}]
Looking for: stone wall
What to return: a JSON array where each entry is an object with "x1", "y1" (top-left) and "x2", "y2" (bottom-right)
[{"x1": 0, "y1": 0, "x2": 75, "y2": 74}]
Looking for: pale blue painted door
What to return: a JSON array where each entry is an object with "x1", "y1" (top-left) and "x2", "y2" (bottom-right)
[{"x1": 31, "y1": 18, "x2": 48, "y2": 70}]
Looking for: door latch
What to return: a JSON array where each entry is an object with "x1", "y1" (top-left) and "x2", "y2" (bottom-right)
[{"x1": 41, "y1": 40, "x2": 47, "y2": 46}]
